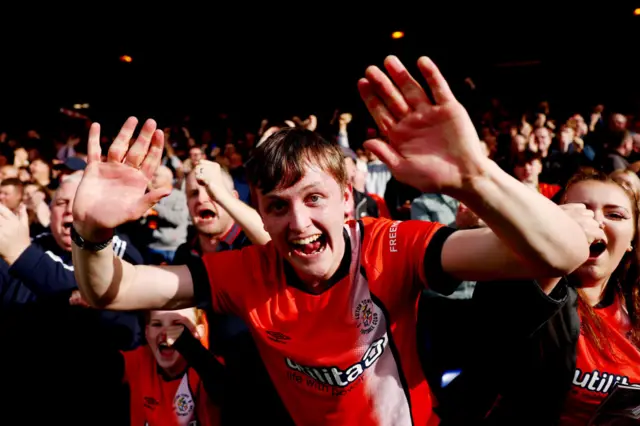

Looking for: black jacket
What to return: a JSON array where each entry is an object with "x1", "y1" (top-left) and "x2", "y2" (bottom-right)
[
  {"x1": 353, "y1": 189, "x2": 379, "y2": 219},
  {"x1": 0, "y1": 231, "x2": 145, "y2": 425},
  {"x1": 436, "y1": 279, "x2": 579, "y2": 426},
  {"x1": 0, "y1": 231, "x2": 144, "y2": 348}
]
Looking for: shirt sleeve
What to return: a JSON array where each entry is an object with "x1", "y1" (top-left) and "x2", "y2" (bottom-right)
[
  {"x1": 185, "y1": 245, "x2": 265, "y2": 316},
  {"x1": 472, "y1": 278, "x2": 569, "y2": 338},
  {"x1": 436, "y1": 279, "x2": 572, "y2": 423},
  {"x1": 9, "y1": 244, "x2": 78, "y2": 297},
  {"x1": 173, "y1": 326, "x2": 225, "y2": 403},
  {"x1": 363, "y1": 218, "x2": 460, "y2": 295},
  {"x1": 423, "y1": 226, "x2": 463, "y2": 296}
]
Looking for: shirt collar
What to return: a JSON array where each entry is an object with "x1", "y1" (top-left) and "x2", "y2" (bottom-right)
[
  {"x1": 190, "y1": 222, "x2": 243, "y2": 256},
  {"x1": 217, "y1": 222, "x2": 242, "y2": 252}
]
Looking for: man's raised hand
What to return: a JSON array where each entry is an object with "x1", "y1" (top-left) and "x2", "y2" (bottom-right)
[
  {"x1": 358, "y1": 56, "x2": 487, "y2": 194},
  {"x1": 72, "y1": 117, "x2": 169, "y2": 242}
]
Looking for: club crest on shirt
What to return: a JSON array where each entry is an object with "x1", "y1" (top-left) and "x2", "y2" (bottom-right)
[
  {"x1": 174, "y1": 393, "x2": 194, "y2": 417},
  {"x1": 355, "y1": 299, "x2": 379, "y2": 335}
]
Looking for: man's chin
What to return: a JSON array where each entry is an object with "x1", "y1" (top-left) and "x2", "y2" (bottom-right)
[{"x1": 289, "y1": 252, "x2": 333, "y2": 279}]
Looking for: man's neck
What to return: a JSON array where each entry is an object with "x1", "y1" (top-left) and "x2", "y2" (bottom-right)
[
  {"x1": 197, "y1": 222, "x2": 235, "y2": 254},
  {"x1": 296, "y1": 237, "x2": 347, "y2": 294}
]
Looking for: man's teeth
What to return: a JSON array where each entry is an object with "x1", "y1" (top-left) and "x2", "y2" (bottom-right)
[{"x1": 291, "y1": 234, "x2": 321, "y2": 245}]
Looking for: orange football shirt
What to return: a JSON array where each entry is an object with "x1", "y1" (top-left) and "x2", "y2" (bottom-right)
[{"x1": 191, "y1": 217, "x2": 455, "y2": 425}]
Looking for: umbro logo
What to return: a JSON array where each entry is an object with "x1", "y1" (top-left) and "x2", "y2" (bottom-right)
[{"x1": 266, "y1": 330, "x2": 291, "y2": 344}]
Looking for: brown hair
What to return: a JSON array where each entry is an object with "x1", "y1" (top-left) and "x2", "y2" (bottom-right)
[
  {"x1": 513, "y1": 149, "x2": 543, "y2": 167},
  {"x1": 563, "y1": 168, "x2": 640, "y2": 357},
  {"x1": 1, "y1": 177, "x2": 24, "y2": 197},
  {"x1": 610, "y1": 169, "x2": 640, "y2": 201},
  {"x1": 606, "y1": 129, "x2": 632, "y2": 150},
  {"x1": 563, "y1": 118, "x2": 578, "y2": 132},
  {"x1": 246, "y1": 127, "x2": 347, "y2": 195}
]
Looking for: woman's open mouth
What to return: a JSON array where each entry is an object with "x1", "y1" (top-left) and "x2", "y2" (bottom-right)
[
  {"x1": 157, "y1": 342, "x2": 176, "y2": 358},
  {"x1": 588, "y1": 240, "x2": 607, "y2": 259}
]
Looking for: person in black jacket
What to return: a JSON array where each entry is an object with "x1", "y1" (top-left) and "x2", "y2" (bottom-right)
[
  {"x1": 341, "y1": 147, "x2": 379, "y2": 219},
  {"x1": 0, "y1": 172, "x2": 143, "y2": 346},
  {"x1": 439, "y1": 168, "x2": 640, "y2": 425},
  {"x1": 0, "y1": 172, "x2": 144, "y2": 425}
]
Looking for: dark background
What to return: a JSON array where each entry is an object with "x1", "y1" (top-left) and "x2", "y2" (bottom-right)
[{"x1": 1, "y1": 2, "x2": 639, "y2": 136}]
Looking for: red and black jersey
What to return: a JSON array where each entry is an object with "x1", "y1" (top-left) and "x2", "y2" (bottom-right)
[
  {"x1": 560, "y1": 294, "x2": 640, "y2": 425},
  {"x1": 188, "y1": 218, "x2": 459, "y2": 425},
  {"x1": 122, "y1": 345, "x2": 219, "y2": 426}
]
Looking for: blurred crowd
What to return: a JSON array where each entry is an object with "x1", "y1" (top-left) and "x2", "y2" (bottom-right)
[{"x1": 2, "y1": 71, "x2": 640, "y2": 426}]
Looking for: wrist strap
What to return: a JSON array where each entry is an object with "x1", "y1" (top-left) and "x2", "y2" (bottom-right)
[{"x1": 71, "y1": 226, "x2": 114, "y2": 252}]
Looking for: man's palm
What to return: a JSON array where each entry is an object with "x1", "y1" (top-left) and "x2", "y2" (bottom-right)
[
  {"x1": 358, "y1": 56, "x2": 486, "y2": 193},
  {"x1": 72, "y1": 117, "x2": 169, "y2": 240}
]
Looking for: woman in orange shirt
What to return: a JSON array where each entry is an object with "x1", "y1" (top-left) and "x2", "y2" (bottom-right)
[
  {"x1": 439, "y1": 168, "x2": 640, "y2": 425},
  {"x1": 121, "y1": 307, "x2": 221, "y2": 426}
]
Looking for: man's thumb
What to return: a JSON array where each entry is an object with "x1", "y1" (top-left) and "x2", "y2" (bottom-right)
[
  {"x1": 137, "y1": 187, "x2": 171, "y2": 218},
  {"x1": 363, "y1": 139, "x2": 402, "y2": 169}
]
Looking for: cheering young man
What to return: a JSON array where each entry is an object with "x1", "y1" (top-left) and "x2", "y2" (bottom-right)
[{"x1": 71, "y1": 56, "x2": 595, "y2": 425}]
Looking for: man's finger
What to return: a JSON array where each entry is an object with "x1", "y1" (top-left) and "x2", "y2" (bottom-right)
[
  {"x1": 358, "y1": 78, "x2": 396, "y2": 135},
  {"x1": 384, "y1": 56, "x2": 431, "y2": 109},
  {"x1": 139, "y1": 130, "x2": 165, "y2": 180},
  {"x1": 417, "y1": 57, "x2": 456, "y2": 105},
  {"x1": 108, "y1": 117, "x2": 138, "y2": 163},
  {"x1": 124, "y1": 119, "x2": 157, "y2": 168},
  {"x1": 87, "y1": 123, "x2": 102, "y2": 164},
  {"x1": 362, "y1": 139, "x2": 403, "y2": 170},
  {"x1": 365, "y1": 65, "x2": 412, "y2": 120}
]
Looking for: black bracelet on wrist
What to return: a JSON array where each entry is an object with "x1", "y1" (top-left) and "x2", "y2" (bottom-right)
[{"x1": 70, "y1": 226, "x2": 114, "y2": 252}]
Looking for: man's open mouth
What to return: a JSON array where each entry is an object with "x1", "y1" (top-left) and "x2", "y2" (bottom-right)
[
  {"x1": 289, "y1": 233, "x2": 327, "y2": 256},
  {"x1": 198, "y1": 209, "x2": 216, "y2": 220}
]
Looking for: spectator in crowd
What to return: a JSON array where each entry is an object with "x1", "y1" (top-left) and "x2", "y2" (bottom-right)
[
  {"x1": 145, "y1": 165, "x2": 190, "y2": 264},
  {"x1": 0, "y1": 172, "x2": 144, "y2": 425},
  {"x1": 0, "y1": 177, "x2": 23, "y2": 215},
  {"x1": 342, "y1": 147, "x2": 380, "y2": 220}
]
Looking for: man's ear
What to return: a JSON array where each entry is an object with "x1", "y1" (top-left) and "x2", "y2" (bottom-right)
[{"x1": 343, "y1": 183, "x2": 354, "y2": 219}]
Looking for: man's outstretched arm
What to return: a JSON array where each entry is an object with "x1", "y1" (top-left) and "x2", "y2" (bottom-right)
[
  {"x1": 358, "y1": 56, "x2": 599, "y2": 281},
  {"x1": 72, "y1": 117, "x2": 196, "y2": 310}
]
